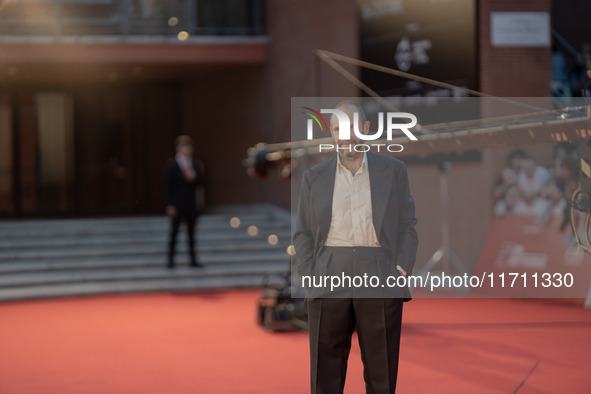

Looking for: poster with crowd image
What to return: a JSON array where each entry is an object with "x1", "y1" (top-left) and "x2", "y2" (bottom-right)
[{"x1": 290, "y1": 96, "x2": 591, "y2": 299}]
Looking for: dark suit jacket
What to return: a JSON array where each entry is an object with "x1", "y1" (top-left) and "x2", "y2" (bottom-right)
[
  {"x1": 293, "y1": 151, "x2": 418, "y2": 300},
  {"x1": 164, "y1": 158, "x2": 203, "y2": 216}
]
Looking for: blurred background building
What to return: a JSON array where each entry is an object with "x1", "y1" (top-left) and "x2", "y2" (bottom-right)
[
  {"x1": 2, "y1": 4, "x2": 591, "y2": 391},
  {"x1": 0, "y1": 0, "x2": 590, "y2": 275}
]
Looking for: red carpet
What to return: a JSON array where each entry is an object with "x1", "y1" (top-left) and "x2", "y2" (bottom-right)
[{"x1": 0, "y1": 290, "x2": 590, "y2": 393}]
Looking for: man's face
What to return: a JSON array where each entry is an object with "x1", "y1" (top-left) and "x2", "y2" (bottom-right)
[
  {"x1": 521, "y1": 159, "x2": 535, "y2": 177},
  {"x1": 330, "y1": 105, "x2": 369, "y2": 160},
  {"x1": 177, "y1": 143, "x2": 193, "y2": 157},
  {"x1": 510, "y1": 156, "x2": 523, "y2": 171}
]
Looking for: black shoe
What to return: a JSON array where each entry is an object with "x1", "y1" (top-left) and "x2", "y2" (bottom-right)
[
  {"x1": 190, "y1": 261, "x2": 203, "y2": 268},
  {"x1": 167, "y1": 261, "x2": 175, "y2": 269}
]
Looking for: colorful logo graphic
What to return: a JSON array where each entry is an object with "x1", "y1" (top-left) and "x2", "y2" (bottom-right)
[{"x1": 302, "y1": 107, "x2": 329, "y2": 139}]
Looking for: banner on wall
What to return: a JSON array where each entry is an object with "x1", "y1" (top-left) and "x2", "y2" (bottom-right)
[{"x1": 474, "y1": 215, "x2": 591, "y2": 298}]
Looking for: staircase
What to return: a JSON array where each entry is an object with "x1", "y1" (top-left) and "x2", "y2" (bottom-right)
[{"x1": 0, "y1": 205, "x2": 293, "y2": 302}]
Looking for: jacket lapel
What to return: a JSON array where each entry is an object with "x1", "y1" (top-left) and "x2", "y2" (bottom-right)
[
  {"x1": 368, "y1": 152, "x2": 393, "y2": 237},
  {"x1": 312, "y1": 155, "x2": 337, "y2": 240}
]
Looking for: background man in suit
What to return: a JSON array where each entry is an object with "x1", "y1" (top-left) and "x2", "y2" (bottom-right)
[
  {"x1": 164, "y1": 135, "x2": 203, "y2": 269},
  {"x1": 293, "y1": 101, "x2": 418, "y2": 393}
]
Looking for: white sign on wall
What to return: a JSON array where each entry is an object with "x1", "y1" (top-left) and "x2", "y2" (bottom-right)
[{"x1": 490, "y1": 12, "x2": 550, "y2": 48}]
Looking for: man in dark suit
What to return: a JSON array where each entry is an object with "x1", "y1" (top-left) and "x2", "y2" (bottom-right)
[
  {"x1": 164, "y1": 135, "x2": 203, "y2": 269},
  {"x1": 293, "y1": 101, "x2": 418, "y2": 393}
]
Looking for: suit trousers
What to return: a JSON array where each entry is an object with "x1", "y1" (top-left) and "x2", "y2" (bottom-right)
[
  {"x1": 307, "y1": 247, "x2": 404, "y2": 394},
  {"x1": 168, "y1": 212, "x2": 198, "y2": 264}
]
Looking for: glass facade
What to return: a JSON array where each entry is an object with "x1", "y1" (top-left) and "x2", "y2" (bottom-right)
[
  {"x1": 0, "y1": 0, "x2": 265, "y2": 37},
  {"x1": 0, "y1": 83, "x2": 183, "y2": 216}
]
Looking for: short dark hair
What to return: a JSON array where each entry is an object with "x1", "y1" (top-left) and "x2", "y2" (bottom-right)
[
  {"x1": 175, "y1": 135, "x2": 192, "y2": 148},
  {"x1": 507, "y1": 149, "x2": 527, "y2": 162}
]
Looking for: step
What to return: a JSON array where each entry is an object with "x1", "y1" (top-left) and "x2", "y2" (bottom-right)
[
  {"x1": 0, "y1": 239, "x2": 291, "y2": 261},
  {"x1": 0, "y1": 250, "x2": 292, "y2": 273},
  {"x1": 0, "y1": 274, "x2": 280, "y2": 303},
  {"x1": 0, "y1": 212, "x2": 275, "y2": 228},
  {"x1": 0, "y1": 217, "x2": 288, "y2": 239},
  {"x1": 0, "y1": 228, "x2": 292, "y2": 251},
  {"x1": 0, "y1": 261, "x2": 287, "y2": 288}
]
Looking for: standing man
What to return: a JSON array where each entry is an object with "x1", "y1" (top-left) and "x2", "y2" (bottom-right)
[
  {"x1": 164, "y1": 135, "x2": 203, "y2": 269},
  {"x1": 293, "y1": 101, "x2": 418, "y2": 393}
]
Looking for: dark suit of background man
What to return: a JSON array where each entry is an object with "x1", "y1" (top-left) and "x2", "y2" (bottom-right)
[
  {"x1": 293, "y1": 101, "x2": 418, "y2": 394},
  {"x1": 164, "y1": 135, "x2": 203, "y2": 269}
]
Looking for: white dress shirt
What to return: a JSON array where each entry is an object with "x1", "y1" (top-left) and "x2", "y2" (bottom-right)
[
  {"x1": 517, "y1": 166, "x2": 550, "y2": 199},
  {"x1": 175, "y1": 153, "x2": 193, "y2": 170},
  {"x1": 325, "y1": 153, "x2": 381, "y2": 247}
]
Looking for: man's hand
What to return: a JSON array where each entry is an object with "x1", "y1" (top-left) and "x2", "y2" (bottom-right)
[
  {"x1": 396, "y1": 265, "x2": 407, "y2": 277},
  {"x1": 166, "y1": 205, "x2": 177, "y2": 217},
  {"x1": 182, "y1": 168, "x2": 197, "y2": 182}
]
